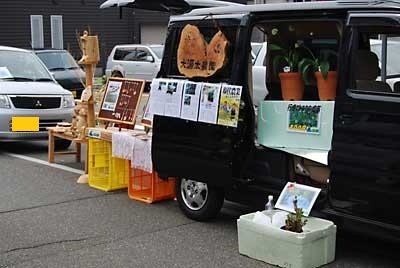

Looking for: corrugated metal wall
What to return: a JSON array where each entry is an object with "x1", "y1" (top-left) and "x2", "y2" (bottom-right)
[
  {"x1": 0, "y1": 0, "x2": 138, "y2": 70},
  {"x1": 0, "y1": 0, "x2": 247, "y2": 71}
]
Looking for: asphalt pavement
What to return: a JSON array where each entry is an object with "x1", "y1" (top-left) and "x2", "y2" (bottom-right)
[{"x1": 0, "y1": 141, "x2": 399, "y2": 268}]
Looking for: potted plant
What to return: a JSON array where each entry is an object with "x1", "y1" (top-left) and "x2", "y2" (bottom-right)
[
  {"x1": 282, "y1": 196, "x2": 308, "y2": 233},
  {"x1": 299, "y1": 47, "x2": 337, "y2": 101},
  {"x1": 271, "y1": 42, "x2": 304, "y2": 101}
]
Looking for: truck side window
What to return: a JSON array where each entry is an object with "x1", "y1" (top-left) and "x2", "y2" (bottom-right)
[{"x1": 352, "y1": 32, "x2": 400, "y2": 95}]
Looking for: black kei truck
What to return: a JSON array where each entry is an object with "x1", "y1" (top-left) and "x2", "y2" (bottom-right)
[{"x1": 101, "y1": 0, "x2": 400, "y2": 241}]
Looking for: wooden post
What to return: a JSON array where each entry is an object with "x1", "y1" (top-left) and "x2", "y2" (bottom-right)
[
  {"x1": 48, "y1": 129, "x2": 55, "y2": 163},
  {"x1": 84, "y1": 64, "x2": 96, "y2": 128},
  {"x1": 77, "y1": 31, "x2": 99, "y2": 184}
]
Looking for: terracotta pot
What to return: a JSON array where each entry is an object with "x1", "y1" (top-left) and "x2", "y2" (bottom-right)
[
  {"x1": 278, "y1": 72, "x2": 304, "y2": 100},
  {"x1": 315, "y1": 71, "x2": 337, "y2": 101}
]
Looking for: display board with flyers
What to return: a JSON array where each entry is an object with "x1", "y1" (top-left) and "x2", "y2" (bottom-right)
[
  {"x1": 98, "y1": 77, "x2": 145, "y2": 126},
  {"x1": 141, "y1": 78, "x2": 242, "y2": 128}
]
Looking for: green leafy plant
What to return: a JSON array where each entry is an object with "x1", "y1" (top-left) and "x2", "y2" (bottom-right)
[
  {"x1": 298, "y1": 46, "x2": 330, "y2": 82},
  {"x1": 270, "y1": 28, "x2": 301, "y2": 75},
  {"x1": 284, "y1": 196, "x2": 308, "y2": 233}
]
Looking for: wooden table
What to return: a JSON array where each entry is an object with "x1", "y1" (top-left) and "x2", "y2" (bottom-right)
[{"x1": 47, "y1": 127, "x2": 86, "y2": 164}]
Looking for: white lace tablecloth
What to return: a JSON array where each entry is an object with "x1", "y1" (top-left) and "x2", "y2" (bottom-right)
[{"x1": 111, "y1": 132, "x2": 152, "y2": 173}]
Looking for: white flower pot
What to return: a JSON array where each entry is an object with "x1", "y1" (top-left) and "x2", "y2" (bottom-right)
[{"x1": 237, "y1": 210, "x2": 336, "y2": 268}]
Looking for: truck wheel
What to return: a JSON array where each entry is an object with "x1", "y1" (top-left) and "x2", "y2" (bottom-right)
[
  {"x1": 176, "y1": 178, "x2": 224, "y2": 221},
  {"x1": 111, "y1": 71, "x2": 123, "y2": 78},
  {"x1": 54, "y1": 139, "x2": 72, "y2": 150}
]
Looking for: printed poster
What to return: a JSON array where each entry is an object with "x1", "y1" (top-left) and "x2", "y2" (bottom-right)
[
  {"x1": 217, "y1": 84, "x2": 242, "y2": 127},
  {"x1": 164, "y1": 80, "x2": 184, "y2": 118},
  {"x1": 102, "y1": 80, "x2": 122, "y2": 111},
  {"x1": 287, "y1": 103, "x2": 321, "y2": 135},
  {"x1": 198, "y1": 83, "x2": 222, "y2": 124},
  {"x1": 275, "y1": 182, "x2": 321, "y2": 216},
  {"x1": 180, "y1": 82, "x2": 202, "y2": 121}
]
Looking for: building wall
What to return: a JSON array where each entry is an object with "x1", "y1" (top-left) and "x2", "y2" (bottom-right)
[
  {"x1": 0, "y1": 0, "x2": 248, "y2": 71},
  {"x1": 0, "y1": 0, "x2": 135, "y2": 69}
]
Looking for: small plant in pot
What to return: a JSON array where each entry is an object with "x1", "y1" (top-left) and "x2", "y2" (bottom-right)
[
  {"x1": 282, "y1": 196, "x2": 308, "y2": 233},
  {"x1": 299, "y1": 48, "x2": 337, "y2": 101},
  {"x1": 271, "y1": 42, "x2": 304, "y2": 101}
]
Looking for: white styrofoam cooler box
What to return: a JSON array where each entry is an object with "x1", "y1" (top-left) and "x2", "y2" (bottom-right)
[{"x1": 237, "y1": 211, "x2": 336, "y2": 268}]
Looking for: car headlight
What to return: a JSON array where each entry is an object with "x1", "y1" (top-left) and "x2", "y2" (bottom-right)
[
  {"x1": 63, "y1": 95, "x2": 75, "y2": 108},
  {"x1": 0, "y1": 95, "x2": 11, "y2": 109}
]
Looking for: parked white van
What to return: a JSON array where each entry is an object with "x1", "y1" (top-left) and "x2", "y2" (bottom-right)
[{"x1": 105, "y1": 44, "x2": 164, "y2": 84}]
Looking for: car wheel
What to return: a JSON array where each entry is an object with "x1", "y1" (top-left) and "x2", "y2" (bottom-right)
[
  {"x1": 54, "y1": 139, "x2": 72, "y2": 150},
  {"x1": 111, "y1": 71, "x2": 123, "y2": 78},
  {"x1": 176, "y1": 178, "x2": 224, "y2": 221}
]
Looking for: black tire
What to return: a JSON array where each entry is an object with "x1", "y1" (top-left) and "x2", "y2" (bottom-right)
[
  {"x1": 54, "y1": 139, "x2": 72, "y2": 150},
  {"x1": 111, "y1": 71, "x2": 123, "y2": 78},
  {"x1": 175, "y1": 178, "x2": 224, "y2": 221}
]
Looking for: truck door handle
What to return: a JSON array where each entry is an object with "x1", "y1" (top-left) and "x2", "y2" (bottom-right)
[{"x1": 339, "y1": 114, "x2": 353, "y2": 124}]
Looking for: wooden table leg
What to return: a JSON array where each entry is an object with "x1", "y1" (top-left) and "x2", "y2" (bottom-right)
[
  {"x1": 48, "y1": 130, "x2": 55, "y2": 163},
  {"x1": 76, "y1": 142, "x2": 81, "y2": 162}
]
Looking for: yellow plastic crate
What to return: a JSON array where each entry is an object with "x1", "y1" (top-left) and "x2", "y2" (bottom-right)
[{"x1": 88, "y1": 138, "x2": 129, "y2": 192}]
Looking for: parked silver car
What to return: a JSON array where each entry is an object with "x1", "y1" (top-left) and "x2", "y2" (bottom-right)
[
  {"x1": 105, "y1": 44, "x2": 164, "y2": 87},
  {"x1": 0, "y1": 46, "x2": 74, "y2": 149}
]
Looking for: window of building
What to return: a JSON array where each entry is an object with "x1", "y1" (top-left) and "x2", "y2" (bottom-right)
[
  {"x1": 51, "y1": 15, "x2": 63, "y2": 49},
  {"x1": 30, "y1": 15, "x2": 44, "y2": 49}
]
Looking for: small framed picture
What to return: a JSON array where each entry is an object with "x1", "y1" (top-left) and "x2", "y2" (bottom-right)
[{"x1": 275, "y1": 182, "x2": 321, "y2": 216}]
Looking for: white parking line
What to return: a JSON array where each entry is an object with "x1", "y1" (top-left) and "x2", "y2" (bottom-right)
[{"x1": 4, "y1": 153, "x2": 85, "y2": 175}]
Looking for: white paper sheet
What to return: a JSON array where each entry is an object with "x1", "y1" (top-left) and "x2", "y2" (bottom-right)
[
  {"x1": 198, "y1": 83, "x2": 222, "y2": 124},
  {"x1": 148, "y1": 78, "x2": 168, "y2": 116},
  {"x1": 164, "y1": 80, "x2": 184, "y2": 118},
  {"x1": 180, "y1": 82, "x2": 202, "y2": 121}
]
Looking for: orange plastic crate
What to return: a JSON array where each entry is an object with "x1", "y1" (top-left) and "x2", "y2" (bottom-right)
[{"x1": 128, "y1": 166, "x2": 176, "y2": 204}]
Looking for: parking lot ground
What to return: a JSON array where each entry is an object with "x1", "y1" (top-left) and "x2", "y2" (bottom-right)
[{"x1": 0, "y1": 142, "x2": 399, "y2": 267}]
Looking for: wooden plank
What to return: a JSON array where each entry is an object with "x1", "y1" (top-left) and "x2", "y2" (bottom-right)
[{"x1": 54, "y1": 151, "x2": 79, "y2": 155}]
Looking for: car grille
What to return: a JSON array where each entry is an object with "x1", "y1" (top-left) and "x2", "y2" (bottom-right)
[
  {"x1": 10, "y1": 96, "x2": 61, "y2": 109},
  {"x1": 9, "y1": 119, "x2": 62, "y2": 132}
]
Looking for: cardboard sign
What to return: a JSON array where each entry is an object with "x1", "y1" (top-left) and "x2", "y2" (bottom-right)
[
  {"x1": 98, "y1": 77, "x2": 145, "y2": 125},
  {"x1": 177, "y1": 24, "x2": 228, "y2": 78}
]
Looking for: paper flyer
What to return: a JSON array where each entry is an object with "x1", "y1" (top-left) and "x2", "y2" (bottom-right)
[
  {"x1": 275, "y1": 182, "x2": 321, "y2": 216},
  {"x1": 287, "y1": 103, "x2": 322, "y2": 135},
  {"x1": 198, "y1": 83, "x2": 222, "y2": 124},
  {"x1": 217, "y1": 84, "x2": 242, "y2": 127},
  {"x1": 149, "y1": 78, "x2": 168, "y2": 116},
  {"x1": 180, "y1": 82, "x2": 202, "y2": 121},
  {"x1": 164, "y1": 80, "x2": 184, "y2": 118},
  {"x1": 102, "y1": 80, "x2": 122, "y2": 111}
]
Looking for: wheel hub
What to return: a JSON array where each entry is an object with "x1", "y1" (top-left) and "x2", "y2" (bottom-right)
[{"x1": 181, "y1": 179, "x2": 208, "y2": 211}]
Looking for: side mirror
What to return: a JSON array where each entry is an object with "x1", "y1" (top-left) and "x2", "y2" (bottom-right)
[{"x1": 145, "y1": 55, "x2": 154, "y2": 62}]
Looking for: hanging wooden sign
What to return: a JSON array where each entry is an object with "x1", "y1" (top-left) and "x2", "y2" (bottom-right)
[
  {"x1": 177, "y1": 24, "x2": 229, "y2": 78},
  {"x1": 97, "y1": 77, "x2": 145, "y2": 126}
]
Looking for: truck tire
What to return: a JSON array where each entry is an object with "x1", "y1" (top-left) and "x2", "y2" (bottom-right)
[{"x1": 176, "y1": 178, "x2": 224, "y2": 221}]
